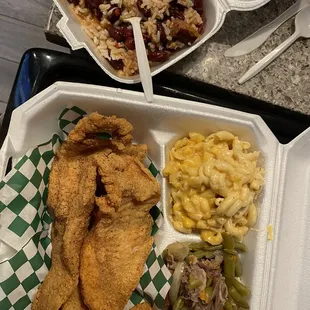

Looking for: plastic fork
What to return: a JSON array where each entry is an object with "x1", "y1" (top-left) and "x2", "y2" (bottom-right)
[
  {"x1": 239, "y1": 6, "x2": 310, "y2": 84},
  {"x1": 125, "y1": 17, "x2": 153, "y2": 103},
  {"x1": 225, "y1": 0, "x2": 310, "y2": 57}
]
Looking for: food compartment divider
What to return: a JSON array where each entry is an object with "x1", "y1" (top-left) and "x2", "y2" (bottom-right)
[{"x1": 265, "y1": 128, "x2": 310, "y2": 310}]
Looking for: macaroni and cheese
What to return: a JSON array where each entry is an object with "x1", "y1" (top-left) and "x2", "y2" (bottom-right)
[{"x1": 163, "y1": 131, "x2": 264, "y2": 245}]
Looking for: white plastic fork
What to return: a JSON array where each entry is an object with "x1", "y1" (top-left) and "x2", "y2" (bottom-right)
[
  {"x1": 225, "y1": 0, "x2": 310, "y2": 57},
  {"x1": 125, "y1": 17, "x2": 153, "y2": 103},
  {"x1": 239, "y1": 6, "x2": 310, "y2": 84}
]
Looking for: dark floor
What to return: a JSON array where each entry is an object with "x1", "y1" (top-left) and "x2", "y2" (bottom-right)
[{"x1": 0, "y1": 0, "x2": 69, "y2": 114}]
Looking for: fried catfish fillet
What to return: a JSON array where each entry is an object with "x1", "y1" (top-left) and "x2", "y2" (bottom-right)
[
  {"x1": 32, "y1": 155, "x2": 97, "y2": 310},
  {"x1": 59, "y1": 112, "x2": 135, "y2": 157},
  {"x1": 80, "y1": 153, "x2": 160, "y2": 310},
  {"x1": 80, "y1": 206, "x2": 154, "y2": 310},
  {"x1": 33, "y1": 113, "x2": 141, "y2": 310},
  {"x1": 95, "y1": 154, "x2": 160, "y2": 209}
]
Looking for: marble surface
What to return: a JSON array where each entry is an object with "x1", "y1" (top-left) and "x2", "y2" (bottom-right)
[{"x1": 46, "y1": 0, "x2": 310, "y2": 115}]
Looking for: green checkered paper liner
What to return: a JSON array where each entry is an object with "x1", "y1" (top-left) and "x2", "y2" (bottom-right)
[{"x1": 0, "y1": 107, "x2": 172, "y2": 310}]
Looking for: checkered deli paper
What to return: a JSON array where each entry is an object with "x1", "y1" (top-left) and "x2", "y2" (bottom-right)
[{"x1": 0, "y1": 106, "x2": 172, "y2": 310}]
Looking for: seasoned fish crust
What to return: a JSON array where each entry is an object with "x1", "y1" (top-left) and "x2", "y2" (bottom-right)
[
  {"x1": 62, "y1": 286, "x2": 88, "y2": 310},
  {"x1": 80, "y1": 206, "x2": 154, "y2": 310}
]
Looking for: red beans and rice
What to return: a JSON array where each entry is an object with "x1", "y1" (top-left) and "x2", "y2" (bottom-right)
[{"x1": 68, "y1": 0, "x2": 204, "y2": 76}]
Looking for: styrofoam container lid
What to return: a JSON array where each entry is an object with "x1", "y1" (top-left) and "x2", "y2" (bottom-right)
[
  {"x1": 54, "y1": 0, "x2": 271, "y2": 83},
  {"x1": 0, "y1": 82, "x2": 309, "y2": 310}
]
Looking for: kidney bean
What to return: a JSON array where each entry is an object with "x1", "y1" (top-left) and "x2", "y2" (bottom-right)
[
  {"x1": 137, "y1": 0, "x2": 152, "y2": 17},
  {"x1": 148, "y1": 50, "x2": 170, "y2": 62},
  {"x1": 197, "y1": 23, "x2": 204, "y2": 34},
  {"x1": 193, "y1": 0, "x2": 203, "y2": 15},
  {"x1": 84, "y1": 0, "x2": 104, "y2": 7},
  {"x1": 157, "y1": 22, "x2": 167, "y2": 42},
  {"x1": 170, "y1": 19, "x2": 199, "y2": 44},
  {"x1": 83, "y1": 0, "x2": 105, "y2": 19},
  {"x1": 124, "y1": 37, "x2": 135, "y2": 50},
  {"x1": 168, "y1": 4, "x2": 184, "y2": 20},
  {"x1": 107, "y1": 7, "x2": 122, "y2": 24},
  {"x1": 121, "y1": 27, "x2": 134, "y2": 38},
  {"x1": 106, "y1": 24, "x2": 124, "y2": 41},
  {"x1": 68, "y1": 0, "x2": 79, "y2": 5},
  {"x1": 109, "y1": 59, "x2": 124, "y2": 70},
  {"x1": 107, "y1": 24, "x2": 134, "y2": 42},
  {"x1": 174, "y1": 28, "x2": 197, "y2": 44}
]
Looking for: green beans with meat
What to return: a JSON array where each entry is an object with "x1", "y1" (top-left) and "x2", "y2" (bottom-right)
[
  {"x1": 234, "y1": 241, "x2": 248, "y2": 252},
  {"x1": 188, "y1": 277, "x2": 203, "y2": 290},
  {"x1": 221, "y1": 234, "x2": 251, "y2": 309},
  {"x1": 188, "y1": 242, "x2": 223, "y2": 252},
  {"x1": 222, "y1": 233, "x2": 235, "y2": 250},
  {"x1": 235, "y1": 258, "x2": 243, "y2": 277},
  {"x1": 223, "y1": 252, "x2": 236, "y2": 278},
  {"x1": 229, "y1": 287, "x2": 250, "y2": 309},
  {"x1": 231, "y1": 278, "x2": 251, "y2": 297},
  {"x1": 164, "y1": 237, "x2": 250, "y2": 310},
  {"x1": 192, "y1": 250, "x2": 215, "y2": 259}
]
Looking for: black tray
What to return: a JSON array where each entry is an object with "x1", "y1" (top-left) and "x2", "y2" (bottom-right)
[{"x1": 1, "y1": 48, "x2": 309, "y2": 147}]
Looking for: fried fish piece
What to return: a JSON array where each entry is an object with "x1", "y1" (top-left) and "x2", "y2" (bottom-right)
[
  {"x1": 59, "y1": 113, "x2": 135, "y2": 157},
  {"x1": 62, "y1": 286, "x2": 88, "y2": 310},
  {"x1": 80, "y1": 153, "x2": 160, "y2": 310},
  {"x1": 80, "y1": 205, "x2": 155, "y2": 310},
  {"x1": 32, "y1": 156, "x2": 97, "y2": 310},
  {"x1": 94, "y1": 153, "x2": 160, "y2": 214}
]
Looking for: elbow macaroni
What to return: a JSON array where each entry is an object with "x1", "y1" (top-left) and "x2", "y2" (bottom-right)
[{"x1": 163, "y1": 131, "x2": 264, "y2": 245}]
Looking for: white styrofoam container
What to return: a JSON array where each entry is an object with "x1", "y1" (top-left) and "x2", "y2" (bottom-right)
[
  {"x1": 54, "y1": 0, "x2": 270, "y2": 83},
  {"x1": 0, "y1": 82, "x2": 309, "y2": 310}
]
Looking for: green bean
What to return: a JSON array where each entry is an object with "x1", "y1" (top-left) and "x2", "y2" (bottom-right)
[
  {"x1": 224, "y1": 300, "x2": 233, "y2": 310},
  {"x1": 188, "y1": 242, "x2": 223, "y2": 252},
  {"x1": 223, "y1": 253, "x2": 236, "y2": 278},
  {"x1": 232, "y1": 278, "x2": 251, "y2": 297},
  {"x1": 235, "y1": 258, "x2": 243, "y2": 277},
  {"x1": 224, "y1": 249, "x2": 238, "y2": 255},
  {"x1": 229, "y1": 287, "x2": 250, "y2": 309},
  {"x1": 192, "y1": 250, "x2": 215, "y2": 259},
  {"x1": 222, "y1": 233, "x2": 235, "y2": 250},
  {"x1": 188, "y1": 242, "x2": 206, "y2": 251},
  {"x1": 188, "y1": 278, "x2": 203, "y2": 289},
  {"x1": 232, "y1": 302, "x2": 238, "y2": 310},
  {"x1": 205, "y1": 287, "x2": 213, "y2": 300},
  {"x1": 234, "y1": 241, "x2": 248, "y2": 252},
  {"x1": 203, "y1": 244, "x2": 223, "y2": 251},
  {"x1": 206, "y1": 277, "x2": 213, "y2": 288},
  {"x1": 227, "y1": 294, "x2": 238, "y2": 310},
  {"x1": 173, "y1": 297, "x2": 184, "y2": 310}
]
